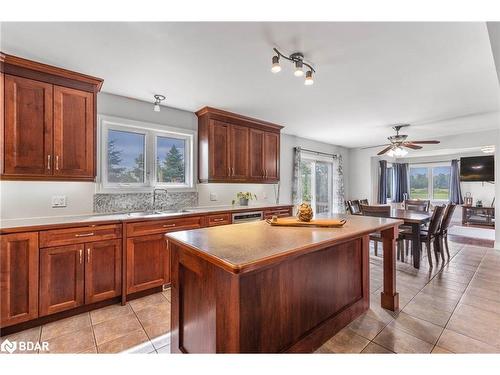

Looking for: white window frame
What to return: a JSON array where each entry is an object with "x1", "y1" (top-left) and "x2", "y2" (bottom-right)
[
  {"x1": 98, "y1": 115, "x2": 195, "y2": 193},
  {"x1": 409, "y1": 162, "x2": 451, "y2": 202},
  {"x1": 301, "y1": 153, "x2": 334, "y2": 215}
]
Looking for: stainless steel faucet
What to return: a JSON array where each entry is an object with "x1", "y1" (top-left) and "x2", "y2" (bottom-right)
[{"x1": 152, "y1": 188, "x2": 168, "y2": 210}]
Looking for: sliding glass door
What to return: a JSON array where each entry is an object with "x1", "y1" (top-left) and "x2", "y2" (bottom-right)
[{"x1": 300, "y1": 157, "x2": 333, "y2": 215}]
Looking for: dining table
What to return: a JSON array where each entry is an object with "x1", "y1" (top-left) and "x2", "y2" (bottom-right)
[{"x1": 387, "y1": 208, "x2": 432, "y2": 268}]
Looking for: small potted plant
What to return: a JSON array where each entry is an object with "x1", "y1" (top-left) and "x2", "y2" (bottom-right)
[{"x1": 234, "y1": 192, "x2": 257, "y2": 206}]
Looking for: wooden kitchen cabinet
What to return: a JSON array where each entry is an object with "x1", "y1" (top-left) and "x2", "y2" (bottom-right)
[
  {"x1": 85, "y1": 239, "x2": 122, "y2": 304},
  {"x1": 126, "y1": 233, "x2": 170, "y2": 294},
  {"x1": 39, "y1": 244, "x2": 85, "y2": 316},
  {"x1": 197, "y1": 107, "x2": 282, "y2": 183},
  {"x1": 1, "y1": 52, "x2": 103, "y2": 181},
  {"x1": 0, "y1": 232, "x2": 39, "y2": 328}
]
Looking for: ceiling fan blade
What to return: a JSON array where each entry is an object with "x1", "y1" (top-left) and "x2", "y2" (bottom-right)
[
  {"x1": 377, "y1": 145, "x2": 393, "y2": 155},
  {"x1": 407, "y1": 140, "x2": 440, "y2": 144},
  {"x1": 403, "y1": 143, "x2": 423, "y2": 150},
  {"x1": 360, "y1": 143, "x2": 390, "y2": 150}
]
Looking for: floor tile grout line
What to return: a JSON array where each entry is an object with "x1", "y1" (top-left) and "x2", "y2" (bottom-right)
[
  {"x1": 129, "y1": 298, "x2": 157, "y2": 352},
  {"x1": 430, "y1": 245, "x2": 489, "y2": 353}
]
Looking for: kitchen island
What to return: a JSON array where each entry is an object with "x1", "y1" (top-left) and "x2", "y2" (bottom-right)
[{"x1": 166, "y1": 214, "x2": 403, "y2": 353}]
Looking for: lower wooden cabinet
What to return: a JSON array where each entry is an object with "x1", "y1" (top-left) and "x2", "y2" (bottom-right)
[
  {"x1": 39, "y1": 240, "x2": 122, "y2": 317},
  {"x1": 126, "y1": 234, "x2": 170, "y2": 294},
  {"x1": 39, "y1": 244, "x2": 85, "y2": 316},
  {"x1": 0, "y1": 232, "x2": 39, "y2": 327}
]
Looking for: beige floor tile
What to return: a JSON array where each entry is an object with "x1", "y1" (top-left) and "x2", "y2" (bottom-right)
[
  {"x1": 420, "y1": 284, "x2": 462, "y2": 301},
  {"x1": 348, "y1": 313, "x2": 387, "y2": 340},
  {"x1": 121, "y1": 340, "x2": 155, "y2": 354},
  {"x1": 431, "y1": 346, "x2": 454, "y2": 354},
  {"x1": 360, "y1": 342, "x2": 394, "y2": 354},
  {"x1": 460, "y1": 292, "x2": 500, "y2": 314},
  {"x1": 320, "y1": 327, "x2": 370, "y2": 354},
  {"x1": 97, "y1": 329, "x2": 150, "y2": 353},
  {"x1": 409, "y1": 292, "x2": 459, "y2": 313},
  {"x1": 156, "y1": 344, "x2": 171, "y2": 354},
  {"x1": 90, "y1": 303, "x2": 134, "y2": 325},
  {"x1": 437, "y1": 329, "x2": 499, "y2": 354},
  {"x1": 389, "y1": 312, "x2": 443, "y2": 345},
  {"x1": 144, "y1": 321, "x2": 170, "y2": 341},
  {"x1": 150, "y1": 333, "x2": 171, "y2": 349},
  {"x1": 134, "y1": 301, "x2": 170, "y2": 327},
  {"x1": 162, "y1": 288, "x2": 171, "y2": 302},
  {"x1": 129, "y1": 293, "x2": 167, "y2": 312},
  {"x1": 0, "y1": 326, "x2": 41, "y2": 354},
  {"x1": 446, "y1": 304, "x2": 500, "y2": 348},
  {"x1": 403, "y1": 299, "x2": 453, "y2": 327},
  {"x1": 466, "y1": 286, "x2": 500, "y2": 302},
  {"x1": 41, "y1": 313, "x2": 91, "y2": 341},
  {"x1": 44, "y1": 327, "x2": 95, "y2": 354},
  {"x1": 80, "y1": 347, "x2": 98, "y2": 354},
  {"x1": 428, "y1": 278, "x2": 468, "y2": 293},
  {"x1": 373, "y1": 325, "x2": 433, "y2": 353},
  {"x1": 93, "y1": 312, "x2": 143, "y2": 346}
]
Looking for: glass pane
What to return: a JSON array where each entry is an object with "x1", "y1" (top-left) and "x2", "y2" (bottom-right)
[
  {"x1": 300, "y1": 160, "x2": 312, "y2": 204},
  {"x1": 315, "y1": 161, "x2": 332, "y2": 215},
  {"x1": 107, "y1": 129, "x2": 145, "y2": 183},
  {"x1": 433, "y1": 166, "x2": 451, "y2": 200},
  {"x1": 157, "y1": 136, "x2": 186, "y2": 183},
  {"x1": 409, "y1": 167, "x2": 429, "y2": 199},
  {"x1": 386, "y1": 167, "x2": 393, "y2": 199}
]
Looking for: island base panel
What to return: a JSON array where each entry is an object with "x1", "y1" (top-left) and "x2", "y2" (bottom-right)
[{"x1": 170, "y1": 235, "x2": 370, "y2": 353}]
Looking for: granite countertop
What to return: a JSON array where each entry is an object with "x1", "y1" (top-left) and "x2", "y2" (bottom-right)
[
  {"x1": 167, "y1": 214, "x2": 403, "y2": 274},
  {"x1": 0, "y1": 203, "x2": 293, "y2": 232}
]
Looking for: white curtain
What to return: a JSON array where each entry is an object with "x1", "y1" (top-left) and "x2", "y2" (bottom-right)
[{"x1": 332, "y1": 155, "x2": 345, "y2": 214}]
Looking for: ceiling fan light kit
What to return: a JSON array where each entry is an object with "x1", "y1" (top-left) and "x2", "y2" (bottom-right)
[
  {"x1": 271, "y1": 48, "x2": 315, "y2": 85},
  {"x1": 153, "y1": 94, "x2": 166, "y2": 112},
  {"x1": 377, "y1": 124, "x2": 440, "y2": 157}
]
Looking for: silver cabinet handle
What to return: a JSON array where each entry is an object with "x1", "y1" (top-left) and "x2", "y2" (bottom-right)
[
  {"x1": 75, "y1": 232, "x2": 95, "y2": 237},
  {"x1": 55, "y1": 155, "x2": 59, "y2": 170},
  {"x1": 163, "y1": 224, "x2": 176, "y2": 228},
  {"x1": 213, "y1": 218, "x2": 224, "y2": 222},
  {"x1": 79, "y1": 249, "x2": 83, "y2": 264},
  {"x1": 87, "y1": 248, "x2": 91, "y2": 263},
  {"x1": 47, "y1": 155, "x2": 51, "y2": 170}
]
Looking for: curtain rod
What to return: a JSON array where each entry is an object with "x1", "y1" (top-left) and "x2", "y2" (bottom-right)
[{"x1": 296, "y1": 147, "x2": 338, "y2": 158}]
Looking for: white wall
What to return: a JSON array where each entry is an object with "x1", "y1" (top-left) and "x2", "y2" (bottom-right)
[{"x1": 0, "y1": 93, "x2": 349, "y2": 219}]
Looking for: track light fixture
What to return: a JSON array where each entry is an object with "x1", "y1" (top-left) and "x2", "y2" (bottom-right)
[
  {"x1": 153, "y1": 94, "x2": 166, "y2": 112},
  {"x1": 271, "y1": 48, "x2": 316, "y2": 85}
]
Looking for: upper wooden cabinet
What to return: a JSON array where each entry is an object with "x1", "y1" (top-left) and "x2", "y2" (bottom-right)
[
  {"x1": 197, "y1": 107, "x2": 282, "y2": 183},
  {"x1": 1, "y1": 52, "x2": 103, "y2": 181}
]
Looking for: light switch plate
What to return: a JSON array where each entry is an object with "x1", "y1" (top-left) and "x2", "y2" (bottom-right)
[
  {"x1": 51, "y1": 195, "x2": 67, "y2": 208},
  {"x1": 210, "y1": 193, "x2": 217, "y2": 201}
]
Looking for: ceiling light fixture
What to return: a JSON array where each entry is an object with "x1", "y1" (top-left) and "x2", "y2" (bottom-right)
[
  {"x1": 271, "y1": 48, "x2": 316, "y2": 85},
  {"x1": 481, "y1": 145, "x2": 495, "y2": 154},
  {"x1": 153, "y1": 94, "x2": 166, "y2": 112}
]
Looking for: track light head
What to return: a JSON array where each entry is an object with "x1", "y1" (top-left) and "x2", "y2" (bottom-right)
[
  {"x1": 271, "y1": 55, "x2": 281, "y2": 73},
  {"x1": 294, "y1": 61, "x2": 304, "y2": 77},
  {"x1": 153, "y1": 94, "x2": 166, "y2": 112},
  {"x1": 304, "y1": 70, "x2": 314, "y2": 85}
]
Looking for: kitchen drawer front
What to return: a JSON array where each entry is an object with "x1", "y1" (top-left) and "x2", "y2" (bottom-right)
[
  {"x1": 39, "y1": 224, "x2": 122, "y2": 248},
  {"x1": 263, "y1": 208, "x2": 293, "y2": 219},
  {"x1": 126, "y1": 216, "x2": 205, "y2": 237},
  {"x1": 207, "y1": 213, "x2": 232, "y2": 227}
]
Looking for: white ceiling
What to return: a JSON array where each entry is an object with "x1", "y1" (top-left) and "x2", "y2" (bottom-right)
[{"x1": 1, "y1": 22, "x2": 499, "y2": 148}]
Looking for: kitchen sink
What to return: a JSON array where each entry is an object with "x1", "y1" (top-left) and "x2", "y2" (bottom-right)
[{"x1": 126, "y1": 209, "x2": 188, "y2": 217}]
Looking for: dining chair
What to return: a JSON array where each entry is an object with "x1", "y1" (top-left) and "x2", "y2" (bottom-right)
[
  {"x1": 360, "y1": 204, "x2": 404, "y2": 258},
  {"x1": 359, "y1": 199, "x2": 369, "y2": 205},
  {"x1": 347, "y1": 200, "x2": 361, "y2": 215},
  {"x1": 401, "y1": 205, "x2": 445, "y2": 268},
  {"x1": 404, "y1": 199, "x2": 430, "y2": 212},
  {"x1": 438, "y1": 203, "x2": 457, "y2": 260}
]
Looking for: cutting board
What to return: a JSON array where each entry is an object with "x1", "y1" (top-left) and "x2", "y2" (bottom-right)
[{"x1": 266, "y1": 218, "x2": 347, "y2": 228}]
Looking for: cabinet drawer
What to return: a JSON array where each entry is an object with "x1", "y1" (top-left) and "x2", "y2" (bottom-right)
[
  {"x1": 207, "y1": 213, "x2": 231, "y2": 227},
  {"x1": 264, "y1": 208, "x2": 293, "y2": 219},
  {"x1": 39, "y1": 224, "x2": 122, "y2": 248},
  {"x1": 126, "y1": 216, "x2": 204, "y2": 237}
]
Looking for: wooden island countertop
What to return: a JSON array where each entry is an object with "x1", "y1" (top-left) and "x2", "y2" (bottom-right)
[{"x1": 166, "y1": 214, "x2": 403, "y2": 353}]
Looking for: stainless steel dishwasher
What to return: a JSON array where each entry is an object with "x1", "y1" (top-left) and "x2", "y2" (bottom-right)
[{"x1": 231, "y1": 211, "x2": 264, "y2": 223}]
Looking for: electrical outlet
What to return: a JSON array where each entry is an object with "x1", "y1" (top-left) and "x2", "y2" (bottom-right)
[
  {"x1": 51, "y1": 195, "x2": 67, "y2": 208},
  {"x1": 210, "y1": 193, "x2": 217, "y2": 201}
]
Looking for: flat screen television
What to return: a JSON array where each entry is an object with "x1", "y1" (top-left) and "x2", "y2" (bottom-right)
[{"x1": 460, "y1": 156, "x2": 494, "y2": 182}]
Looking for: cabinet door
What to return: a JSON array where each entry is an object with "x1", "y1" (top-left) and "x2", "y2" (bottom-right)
[
  {"x1": 126, "y1": 233, "x2": 169, "y2": 294},
  {"x1": 39, "y1": 244, "x2": 84, "y2": 316},
  {"x1": 209, "y1": 120, "x2": 230, "y2": 180},
  {"x1": 229, "y1": 125, "x2": 249, "y2": 180},
  {"x1": 85, "y1": 240, "x2": 122, "y2": 304},
  {"x1": 0, "y1": 233, "x2": 39, "y2": 327},
  {"x1": 53, "y1": 86, "x2": 94, "y2": 178},
  {"x1": 3, "y1": 75, "x2": 53, "y2": 176},
  {"x1": 249, "y1": 128, "x2": 265, "y2": 180},
  {"x1": 263, "y1": 132, "x2": 280, "y2": 181}
]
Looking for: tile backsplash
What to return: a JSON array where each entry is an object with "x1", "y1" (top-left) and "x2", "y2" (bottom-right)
[{"x1": 93, "y1": 191, "x2": 198, "y2": 213}]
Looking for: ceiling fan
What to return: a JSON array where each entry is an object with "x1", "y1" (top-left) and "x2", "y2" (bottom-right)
[{"x1": 377, "y1": 125, "x2": 440, "y2": 157}]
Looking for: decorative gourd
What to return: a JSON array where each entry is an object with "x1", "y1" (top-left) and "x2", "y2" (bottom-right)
[{"x1": 296, "y1": 203, "x2": 313, "y2": 222}]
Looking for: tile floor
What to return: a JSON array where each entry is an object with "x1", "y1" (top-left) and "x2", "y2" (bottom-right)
[{"x1": 2, "y1": 240, "x2": 499, "y2": 354}]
